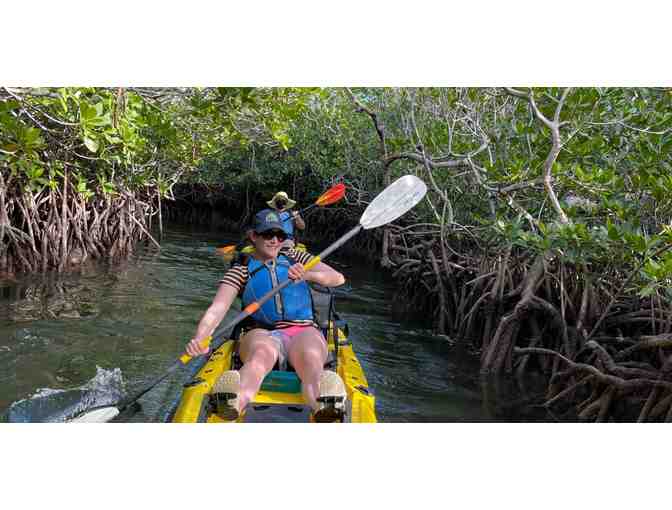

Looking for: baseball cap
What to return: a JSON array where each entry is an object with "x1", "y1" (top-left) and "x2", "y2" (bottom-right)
[{"x1": 253, "y1": 209, "x2": 287, "y2": 233}]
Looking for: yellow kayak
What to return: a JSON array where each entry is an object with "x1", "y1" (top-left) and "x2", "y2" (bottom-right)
[
  {"x1": 170, "y1": 326, "x2": 376, "y2": 423},
  {"x1": 170, "y1": 284, "x2": 376, "y2": 423}
]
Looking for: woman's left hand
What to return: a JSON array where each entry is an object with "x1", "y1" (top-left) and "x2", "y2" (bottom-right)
[{"x1": 288, "y1": 263, "x2": 307, "y2": 281}]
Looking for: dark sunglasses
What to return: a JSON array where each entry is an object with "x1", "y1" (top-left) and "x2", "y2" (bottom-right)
[{"x1": 256, "y1": 230, "x2": 287, "y2": 242}]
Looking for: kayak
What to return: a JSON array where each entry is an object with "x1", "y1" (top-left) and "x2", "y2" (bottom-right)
[
  {"x1": 168, "y1": 286, "x2": 377, "y2": 423},
  {"x1": 169, "y1": 326, "x2": 376, "y2": 423}
]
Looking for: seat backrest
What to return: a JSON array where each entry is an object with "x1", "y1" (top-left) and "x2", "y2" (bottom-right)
[{"x1": 308, "y1": 282, "x2": 334, "y2": 331}]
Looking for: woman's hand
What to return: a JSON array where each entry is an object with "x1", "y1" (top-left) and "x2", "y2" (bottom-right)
[
  {"x1": 287, "y1": 263, "x2": 307, "y2": 282},
  {"x1": 186, "y1": 337, "x2": 210, "y2": 357},
  {"x1": 298, "y1": 261, "x2": 344, "y2": 287}
]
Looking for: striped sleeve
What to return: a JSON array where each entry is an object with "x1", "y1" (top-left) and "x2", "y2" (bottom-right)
[
  {"x1": 285, "y1": 248, "x2": 315, "y2": 266},
  {"x1": 218, "y1": 265, "x2": 248, "y2": 294}
]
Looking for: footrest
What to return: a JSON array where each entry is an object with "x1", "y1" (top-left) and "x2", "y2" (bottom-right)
[
  {"x1": 210, "y1": 392, "x2": 239, "y2": 420},
  {"x1": 260, "y1": 371, "x2": 302, "y2": 394},
  {"x1": 316, "y1": 396, "x2": 345, "y2": 405}
]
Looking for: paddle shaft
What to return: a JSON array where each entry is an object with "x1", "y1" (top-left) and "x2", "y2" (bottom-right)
[
  {"x1": 277, "y1": 183, "x2": 345, "y2": 221},
  {"x1": 115, "y1": 359, "x2": 183, "y2": 411},
  {"x1": 278, "y1": 202, "x2": 314, "y2": 221}
]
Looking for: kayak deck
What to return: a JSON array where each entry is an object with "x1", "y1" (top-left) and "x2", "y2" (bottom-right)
[{"x1": 171, "y1": 326, "x2": 377, "y2": 423}]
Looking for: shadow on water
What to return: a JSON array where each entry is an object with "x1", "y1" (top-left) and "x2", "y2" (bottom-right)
[{"x1": 0, "y1": 224, "x2": 552, "y2": 422}]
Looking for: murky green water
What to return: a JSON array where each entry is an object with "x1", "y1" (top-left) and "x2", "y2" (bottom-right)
[{"x1": 0, "y1": 224, "x2": 549, "y2": 422}]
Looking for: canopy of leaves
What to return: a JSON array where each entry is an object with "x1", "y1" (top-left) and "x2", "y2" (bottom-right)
[
  {"x1": 201, "y1": 87, "x2": 672, "y2": 295},
  {"x1": 0, "y1": 86, "x2": 320, "y2": 200},
  {"x1": 3, "y1": 87, "x2": 672, "y2": 294}
]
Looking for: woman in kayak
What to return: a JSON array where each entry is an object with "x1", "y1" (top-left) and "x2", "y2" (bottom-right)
[
  {"x1": 267, "y1": 191, "x2": 305, "y2": 249},
  {"x1": 186, "y1": 208, "x2": 346, "y2": 422}
]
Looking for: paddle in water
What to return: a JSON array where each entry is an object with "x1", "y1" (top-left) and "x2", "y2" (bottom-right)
[
  {"x1": 66, "y1": 175, "x2": 427, "y2": 422},
  {"x1": 215, "y1": 183, "x2": 346, "y2": 255}
]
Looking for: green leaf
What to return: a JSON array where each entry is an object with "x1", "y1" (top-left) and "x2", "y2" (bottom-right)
[
  {"x1": 5, "y1": 99, "x2": 21, "y2": 114},
  {"x1": 80, "y1": 102, "x2": 95, "y2": 121},
  {"x1": 607, "y1": 223, "x2": 620, "y2": 241},
  {"x1": 639, "y1": 285, "x2": 656, "y2": 298},
  {"x1": 104, "y1": 133, "x2": 122, "y2": 144},
  {"x1": 59, "y1": 92, "x2": 68, "y2": 113},
  {"x1": 23, "y1": 127, "x2": 44, "y2": 149},
  {"x1": 83, "y1": 136, "x2": 99, "y2": 153}
]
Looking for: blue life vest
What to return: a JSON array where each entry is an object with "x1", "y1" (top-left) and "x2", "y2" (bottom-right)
[
  {"x1": 241, "y1": 254, "x2": 313, "y2": 327},
  {"x1": 278, "y1": 212, "x2": 295, "y2": 239}
]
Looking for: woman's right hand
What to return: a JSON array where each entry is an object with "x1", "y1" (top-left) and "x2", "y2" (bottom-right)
[{"x1": 186, "y1": 337, "x2": 210, "y2": 357}]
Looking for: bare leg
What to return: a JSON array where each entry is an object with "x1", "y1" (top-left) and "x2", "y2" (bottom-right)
[
  {"x1": 287, "y1": 328, "x2": 328, "y2": 410},
  {"x1": 237, "y1": 329, "x2": 280, "y2": 411}
]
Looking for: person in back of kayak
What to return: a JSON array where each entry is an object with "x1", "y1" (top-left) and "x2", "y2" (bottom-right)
[
  {"x1": 267, "y1": 191, "x2": 305, "y2": 249},
  {"x1": 186, "y1": 208, "x2": 347, "y2": 422}
]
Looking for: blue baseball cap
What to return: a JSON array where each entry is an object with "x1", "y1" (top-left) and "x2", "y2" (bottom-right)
[{"x1": 253, "y1": 209, "x2": 287, "y2": 234}]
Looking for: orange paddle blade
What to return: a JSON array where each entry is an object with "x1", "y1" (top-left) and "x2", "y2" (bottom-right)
[
  {"x1": 216, "y1": 245, "x2": 237, "y2": 255},
  {"x1": 315, "y1": 183, "x2": 346, "y2": 206}
]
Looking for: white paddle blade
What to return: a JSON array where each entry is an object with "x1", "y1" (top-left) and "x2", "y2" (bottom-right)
[
  {"x1": 67, "y1": 407, "x2": 120, "y2": 423},
  {"x1": 360, "y1": 175, "x2": 427, "y2": 230}
]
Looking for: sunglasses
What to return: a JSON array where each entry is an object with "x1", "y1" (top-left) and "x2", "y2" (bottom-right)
[{"x1": 256, "y1": 230, "x2": 287, "y2": 242}]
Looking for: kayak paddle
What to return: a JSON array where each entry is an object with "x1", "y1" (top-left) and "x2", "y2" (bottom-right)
[
  {"x1": 215, "y1": 183, "x2": 346, "y2": 255},
  {"x1": 287, "y1": 182, "x2": 346, "y2": 217},
  {"x1": 68, "y1": 175, "x2": 426, "y2": 422}
]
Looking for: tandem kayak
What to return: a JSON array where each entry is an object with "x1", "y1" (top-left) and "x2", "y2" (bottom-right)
[{"x1": 168, "y1": 285, "x2": 376, "y2": 423}]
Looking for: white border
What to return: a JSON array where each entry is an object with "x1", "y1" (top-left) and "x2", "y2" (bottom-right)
[
  {"x1": 2, "y1": 3, "x2": 670, "y2": 509},
  {"x1": 1, "y1": 424, "x2": 669, "y2": 510},
  {"x1": 3, "y1": 2, "x2": 671, "y2": 85}
]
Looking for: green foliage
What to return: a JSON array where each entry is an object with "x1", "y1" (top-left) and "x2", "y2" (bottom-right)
[
  {"x1": 3, "y1": 86, "x2": 672, "y2": 299},
  {"x1": 1, "y1": 87, "x2": 321, "y2": 200}
]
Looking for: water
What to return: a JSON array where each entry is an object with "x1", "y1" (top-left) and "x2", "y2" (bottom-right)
[{"x1": 0, "y1": 224, "x2": 549, "y2": 422}]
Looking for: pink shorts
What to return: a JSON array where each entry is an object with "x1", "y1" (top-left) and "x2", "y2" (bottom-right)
[
  {"x1": 278, "y1": 325, "x2": 314, "y2": 338},
  {"x1": 268, "y1": 325, "x2": 324, "y2": 369}
]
